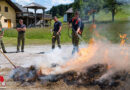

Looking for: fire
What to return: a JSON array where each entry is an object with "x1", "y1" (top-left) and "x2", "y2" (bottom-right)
[
  {"x1": 62, "y1": 40, "x2": 99, "y2": 71},
  {"x1": 89, "y1": 24, "x2": 97, "y2": 32},
  {"x1": 89, "y1": 38, "x2": 95, "y2": 44},
  {"x1": 119, "y1": 33, "x2": 129, "y2": 68},
  {"x1": 119, "y1": 34, "x2": 128, "y2": 46},
  {"x1": 39, "y1": 33, "x2": 129, "y2": 76},
  {"x1": 119, "y1": 34, "x2": 128, "y2": 57},
  {"x1": 104, "y1": 49, "x2": 113, "y2": 70},
  {"x1": 39, "y1": 65, "x2": 54, "y2": 75},
  {"x1": 39, "y1": 39, "x2": 99, "y2": 75},
  {"x1": 93, "y1": 30, "x2": 105, "y2": 39}
]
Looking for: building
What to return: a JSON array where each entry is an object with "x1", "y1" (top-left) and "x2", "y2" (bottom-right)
[
  {"x1": 0, "y1": 0, "x2": 52, "y2": 28},
  {"x1": 64, "y1": 7, "x2": 89, "y2": 23},
  {"x1": 23, "y1": 2, "x2": 52, "y2": 27},
  {"x1": 64, "y1": 8, "x2": 74, "y2": 22},
  {"x1": 0, "y1": 0, "x2": 21, "y2": 28},
  {"x1": 15, "y1": 3, "x2": 35, "y2": 27}
]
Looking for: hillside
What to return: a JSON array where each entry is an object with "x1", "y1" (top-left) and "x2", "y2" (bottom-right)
[{"x1": 92, "y1": 4, "x2": 130, "y2": 22}]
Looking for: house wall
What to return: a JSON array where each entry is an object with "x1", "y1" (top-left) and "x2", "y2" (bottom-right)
[{"x1": 0, "y1": 0, "x2": 16, "y2": 28}]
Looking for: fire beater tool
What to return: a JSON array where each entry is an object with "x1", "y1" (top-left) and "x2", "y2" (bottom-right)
[
  {"x1": 68, "y1": 27, "x2": 86, "y2": 43},
  {"x1": 0, "y1": 49, "x2": 16, "y2": 68}
]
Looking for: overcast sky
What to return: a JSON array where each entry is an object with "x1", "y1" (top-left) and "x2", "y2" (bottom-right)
[{"x1": 12, "y1": 0, "x2": 74, "y2": 11}]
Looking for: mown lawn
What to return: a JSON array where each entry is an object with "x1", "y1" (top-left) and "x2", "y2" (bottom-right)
[
  {"x1": 90, "y1": 5, "x2": 130, "y2": 22},
  {"x1": 3, "y1": 21, "x2": 130, "y2": 46},
  {"x1": 3, "y1": 25, "x2": 72, "y2": 46}
]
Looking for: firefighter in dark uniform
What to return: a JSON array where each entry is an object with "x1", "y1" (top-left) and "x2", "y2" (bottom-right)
[
  {"x1": 0, "y1": 24, "x2": 7, "y2": 53},
  {"x1": 69, "y1": 11, "x2": 82, "y2": 54},
  {"x1": 52, "y1": 16, "x2": 62, "y2": 49},
  {"x1": 16, "y1": 19, "x2": 26, "y2": 53}
]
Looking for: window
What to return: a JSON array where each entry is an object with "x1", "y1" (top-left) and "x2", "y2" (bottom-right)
[
  {"x1": 4, "y1": 19, "x2": 8, "y2": 23},
  {"x1": 5, "y1": 7, "x2": 8, "y2": 12}
]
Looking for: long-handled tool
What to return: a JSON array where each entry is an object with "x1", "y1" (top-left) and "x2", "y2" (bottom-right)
[
  {"x1": 68, "y1": 27, "x2": 86, "y2": 43},
  {"x1": 0, "y1": 49, "x2": 16, "y2": 68}
]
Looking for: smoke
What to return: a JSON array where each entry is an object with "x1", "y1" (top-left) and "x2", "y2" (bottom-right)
[
  {"x1": 13, "y1": 0, "x2": 130, "y2": 82},
  {"x1": 25, "y1": 39, "x2": 129, "y2": 76}
]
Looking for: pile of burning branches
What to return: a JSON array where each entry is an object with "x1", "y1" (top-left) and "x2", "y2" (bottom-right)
[
  {"x1": 9, "y1": 38, "x2": 130, "y2": 89},
  {"x1": 9, "y1": 63, "x2": 130, "y2": 89}
]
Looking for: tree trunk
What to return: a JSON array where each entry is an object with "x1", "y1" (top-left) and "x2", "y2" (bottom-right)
[
  {"x1": 112, "y1": 10, "x2": 115, "y2": 22},
  {"x1": 92, "y1": 12, "x2": 95, "y2": 24}
]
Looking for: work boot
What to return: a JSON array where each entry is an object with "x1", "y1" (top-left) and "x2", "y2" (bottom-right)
[
  {"x1": 52, "y1": 45, "x2": 55, "y2": 50},
  {"x1": 58, "y1": 45, "x2": 61, "y2": 49},
  {"x1": 21, "y1": 50, "x2": 24, "y2": 52},
  {"x1": 16, "y1": 50, "x2": 20, "y2": 53},
  {"x1": 72, "y1": 47, "x2": 76, "y2": 55},
  {"x1": 72, "y1": 46, "x2": 79, "y2": 55},
  {"x1": 75, "y1": 46, "x2": 79, "y2": 52}
]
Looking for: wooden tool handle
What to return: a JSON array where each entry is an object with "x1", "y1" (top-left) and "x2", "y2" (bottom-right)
[{"x1": 0, "y1": 50, "x2": 16, "y2": 68}]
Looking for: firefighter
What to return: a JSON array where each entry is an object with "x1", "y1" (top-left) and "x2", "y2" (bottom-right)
[
  {"x1": 0, "y1": 22, "x2": 7, "y2": 53},
  {"x1": 16, "y1": 19, "x2": 26, "y2": 53},
  {"x1": 52, "y1": 16, "x2": 62, "y2": 49},
  {"x1": 69, "y1": 11, "x2": 84, "y2": 54}
]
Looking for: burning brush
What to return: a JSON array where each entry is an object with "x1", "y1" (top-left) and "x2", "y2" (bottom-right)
[
  {"x1": 9, "y1": 63, "x2": 129, "y2": 89},
  {"x1": 10, "y1": 66, "x2": 38, "y2": 83},
  {"x1": 8, "y1": 37, "x2": 130, "y2": 89},
  {"x1": 9, "y1": 41, "x2": 130, "y2": 89}
]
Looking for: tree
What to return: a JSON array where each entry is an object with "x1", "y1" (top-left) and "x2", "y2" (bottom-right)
[
  {"x1": 49, "y1": 4, "x2": 73, "y2": 17},
  {"x1": 73, "y1": 0, "x2": 104, "y2": 23},
  {"x1": 84, "y1": 0, "x2": 104, "y2": 23},
  {"x1": 104, "y1": 0, "x2": 122, "y2": 22},
  {"x1": 73, "y1": 0, "x2": 83, "y2": 11}
]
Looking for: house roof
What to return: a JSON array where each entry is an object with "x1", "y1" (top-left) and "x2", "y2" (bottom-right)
[
  {"x1": 24, "y1": 2, "x2": 46, "y2": 9},
  {"x1": 0, "y1": 0, "x2": 22, "y2": 12},
  {"x1": 66, "y1": 8, "x2": 73, "y2": 14},
  {"x1": 14, "y1": 3, "x2": 27, "y2": 12}
]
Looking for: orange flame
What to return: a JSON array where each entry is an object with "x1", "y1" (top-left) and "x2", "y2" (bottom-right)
[
  {"x1": 39, "y1": 39, "x2": 99, "y2": 75},
  {"x1": 39, "y1": 33, "x2": 129, "y2": 75},
  {"x1": 62, "y1": 40, "x2": 99, "y2": 71},
  {"x1": 39, "y1": 66, "x2": 54, "y2": 75},
  {"x1": 104, "y1": 49, "x2": 113, "y2": 70},
  {"x1": 119, "y1": 34, "x2": 128, "y2": 46},
  {"x1": 119, "y1": 34, "x2": 129, "y2": 68},
  {"x1": 89, "y1": 24, "x2": 97, "y2": 32}
]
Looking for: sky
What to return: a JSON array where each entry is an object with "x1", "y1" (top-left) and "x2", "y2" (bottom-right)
[{"x1": 12, "y1": 0, "x2": 74, "y2": 11}]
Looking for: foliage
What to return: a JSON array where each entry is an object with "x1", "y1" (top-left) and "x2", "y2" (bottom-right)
[
  {"x1": 48, "y1": 4, "x2": 73, "y2": 17},
  {"x1": 104, "y1": 0, "x2": 123, "y2": 22},
  {"x1": 73, "y1": 0, "x2": 83, "y2": 11},
  {"x1": 73, "y1": 0, "x2": 105, "y2": 21}
]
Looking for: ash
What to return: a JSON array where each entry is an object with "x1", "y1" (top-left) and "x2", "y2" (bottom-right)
[{"x1": 9, "y1": 64, "x2": 130, "y2": 89}]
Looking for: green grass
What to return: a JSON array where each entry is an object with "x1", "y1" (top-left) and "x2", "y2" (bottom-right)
[
  {"x1": 90, "y1": 5, "x2": 130, "y2": 22},
  {"x1": 3, "y1": 21, "x2": 130, "y2": 46},
  {"x1": 3, "y1": 37, "x2": 50, "y2": 46},
  {"x1": 95, "y1": 21, "x2": 130, "y2": 43},
  {"x1": 3, "y1": 25, "x2": 72, "y2": 45}
]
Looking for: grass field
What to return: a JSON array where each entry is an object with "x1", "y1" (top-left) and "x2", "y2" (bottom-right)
[
  {"x1": 2, "y1": 5, "x2": 130, "y2": 46},
  {"x1": 3, "y1": 21, "x2": 130, "y2": 46},
  {"x1": 91, "y1": 5, "x2": 130, "y2": 22}
]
